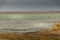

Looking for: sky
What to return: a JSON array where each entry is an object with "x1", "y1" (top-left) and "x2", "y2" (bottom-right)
[{"x1": 0, "y1": 0, "x2": 60, "y2": 11}]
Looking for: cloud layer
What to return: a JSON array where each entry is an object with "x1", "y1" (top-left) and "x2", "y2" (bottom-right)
[{"x1": 0, "y1": 0, "x2": 60, "y2": 11}]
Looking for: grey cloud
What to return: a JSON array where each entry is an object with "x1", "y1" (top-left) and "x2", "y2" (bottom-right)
[{"x1": 0, "y1": 0, "x2": 60, "y2": 11}]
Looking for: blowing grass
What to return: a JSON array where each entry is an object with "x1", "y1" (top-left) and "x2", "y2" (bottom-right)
[{"x1": 0, "y1": 30, "x2": 60, "y2": 40}]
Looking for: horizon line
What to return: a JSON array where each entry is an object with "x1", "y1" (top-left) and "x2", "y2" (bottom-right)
[{"x1": 0, "y1": 11, "x2": 60, "y2": 12}]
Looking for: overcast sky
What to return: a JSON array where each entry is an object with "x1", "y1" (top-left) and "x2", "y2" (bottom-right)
[{"x1": 0, "y1": 0, "x2": 60, "y2": 11}]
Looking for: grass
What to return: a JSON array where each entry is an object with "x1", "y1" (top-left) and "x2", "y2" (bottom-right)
[{"x1": 0, "y1": 30, "x2": 60, "y2": 40}]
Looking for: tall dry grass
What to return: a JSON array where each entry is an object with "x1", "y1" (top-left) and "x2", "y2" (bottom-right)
[{"x1": 0, "y1": 30, "x2": 60, "y2": 40}]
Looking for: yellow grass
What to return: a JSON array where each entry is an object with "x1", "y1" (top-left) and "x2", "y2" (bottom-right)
[{"x1": 0, "y1": 29, "x2": 59, "y2": 40}]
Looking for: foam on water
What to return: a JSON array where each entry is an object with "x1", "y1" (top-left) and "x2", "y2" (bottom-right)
[
  {"x1": 0, "y1": 14, "x2": 59, "y2": 33},
  {"x1": 0, "y1": 20, "x2": 53, "y2": 33}
]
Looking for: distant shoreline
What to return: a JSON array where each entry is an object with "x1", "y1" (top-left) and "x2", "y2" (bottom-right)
[{"x1": 0, "y1": 11, "x2": 60, "y2": 14}]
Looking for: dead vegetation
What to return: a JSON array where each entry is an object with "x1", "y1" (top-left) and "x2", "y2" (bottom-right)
[
  {"x1": 0, "y1": 30, "x2": 59, "y2": 40},
  {"x1": 0, "y1": 22, "x2": 60, "y2": 40}
]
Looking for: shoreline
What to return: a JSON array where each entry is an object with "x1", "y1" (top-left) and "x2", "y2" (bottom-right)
[{"x1": 0, "y1": 11, "x2": 60, "y2": 14}]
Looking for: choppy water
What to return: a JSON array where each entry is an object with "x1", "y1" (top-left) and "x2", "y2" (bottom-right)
[
  {"x1": 0, "y1": 20, "x2": 53, "y2": 33},
  {"x1": 0, "y1": 14, "x2": 59, "y2": 33}
]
